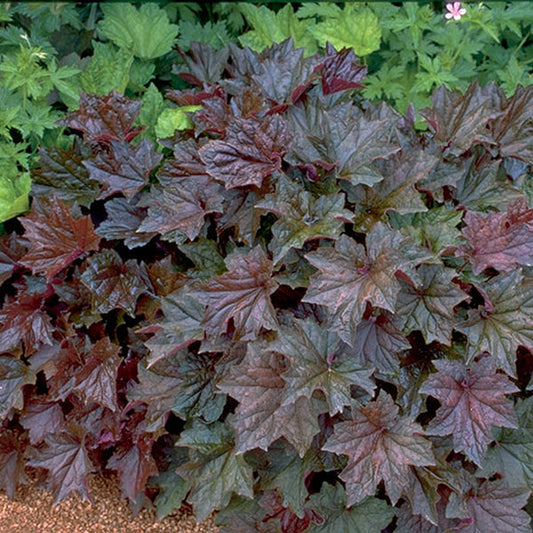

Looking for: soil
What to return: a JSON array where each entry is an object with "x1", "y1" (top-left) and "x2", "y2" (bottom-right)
[{"x1": 0, "y1": 472, "x2": 219, "y2": 533}]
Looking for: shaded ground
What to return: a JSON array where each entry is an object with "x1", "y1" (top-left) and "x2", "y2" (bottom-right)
[{"x1": 0, "y1": 473, "x2": 219, "y2": 533}]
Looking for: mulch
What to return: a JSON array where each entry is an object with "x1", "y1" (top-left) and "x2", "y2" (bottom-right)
[{"x1": 0, "y1": 472, "x2": 219, "y2": 533}]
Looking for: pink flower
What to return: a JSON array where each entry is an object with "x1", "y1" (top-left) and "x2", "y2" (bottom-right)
[{"x1": 445, "y1": 2, "x2": 467, "y2": 20}]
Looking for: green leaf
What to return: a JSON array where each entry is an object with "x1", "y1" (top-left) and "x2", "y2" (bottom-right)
[
  {"x1": 79, "y1": 42, "x2": 133, "y2": 96},
  {"x1": 154, "y1": 106, "x2": 201, "y2": 138},
  {"x1": 0, "y1": 356, "x2": 35, "y2": 418},
  {"x1": 307, "y1": 483, "x2": 395, "y2": 533},
  {"x1": 176, "y1": 419, "x2": 254, "y2": 522},
  {"x1": 179, "y1": 238, "x2": 226, "y2": 281},
  {"x1": 98, "y1": 3, "x2": 179, "y2": 60},
  {"x1": 389, "y1": 207, "x2": 463, "y2": 260},
  {"x1": 363, "y1": 63, "x2": 405, "y2": 101},
  {"x1": 137, "y1": 82, "x2": 165, "y2": 135},
  {"x1": 177, "y1": 20, "x2": 231, "y2": 51},
  {"x1": 152, "y1": 470, "x2": 191, "y2": 520},
  {"x1": 0, "y1": 172, "x2": 31, "y2": 223},
  {"x1": 238, "y1": 4, "x2": 317, "y2": 56},
  {"x1": 478, "y1": 397, "x2": 533, "y2": 489},
  {"x1": 309, "y1": 7, "x2": 381, "y2": 56},
  {"x1": 257, "y1": 441, "x2": 322, "y2": 518}
]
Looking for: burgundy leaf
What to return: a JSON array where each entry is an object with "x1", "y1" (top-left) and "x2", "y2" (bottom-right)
[
  {"x1": 256, "y1": 174, "x2": 353, "y2": 265},
  {"x1": 250, "y1": 40, "x2": 320, "y2": 106},
  {"x1": 72, "y1": 337, "x2": 122, "y2": 412},
  {"x1": 420, "y1": 357, "x2": 519, "y2": 466},
  {"x1": 447, "y1": 478, "x2": 531, "y2": 533},
  {"x1": 270, "y1": 318, "x2": 375, "y2": 416},
  {"x1": 144, "y1": 287, "x2": 205, "y2": 367},
  {"x1": 322, "y1": 391, "x2": 435, "y2": 506},
  {"x1": 20, "y1": 400, "x2": 64, "y2": 445},
  {"x1": 395, "y1": 264, "x2": 467, "y2": 345},
  {"x1": 421, "y1": 82, "x2": 504, "y2": 156},
  {"x1": 138, "y1": 176, "x2": 225, "y2": 242},
  {"x1": 58, "y1": 91, "x2": 143, "y2": 144},
  {"x1": 303, "y1": 224, "x2": 417, "y2": 345},
  {"x1": 31, "y1": 139, "x2": 99, "y2": 207},
  {"x1": 0, "y1": 356, "x2": 35, "y2": 418},
  {"x1": 456, "y1": 270, "x2": 533, "y2": 377},
  {"x1": 260, "y1": 490, "x2": 321, "y2": 533},
  {"x1": 176, "y1": 42, "x2": 229, "y2": 86},
  {"x1": 95, "y1": 197, "x2": 156, "y2": 249},
  {"x1": 458, "y1": 198, "x2": 533, "y2": 274},
  {"x1": 167, "y1": 86, "x2": 232, "y2": 136},
  {"x1": 0, "y1": 290, "x2": 55, "y2": 354},
  {"x1": 20, "y1": 197, "x2": 100, "y2": 281},
  {"x1": 28, "y1": 426, "x2": 96, "y2": 502},
  {"x1": 83, "y1": 139, "x2": 163, "y2": 200},
  {"x1": 80, "y1": 249, "x2": 148, "y2": 315},
  {"x1": 354, "y1": 311, "x2": 410, "y2": 374},
  {"x1": 0, "y1": 429, "x2": 28, "y2": 499},
  {"x1": 107, "y1": 433, "x2": 158, "y2": 503},
  {"x1": 0, "y1": 233, "x2": 26, "y2": 286},
  {"x1": 348, "y1": 150, "x2": 438, "y2": 232},
  {"x1": 192, "y1": 246, "x2": 279, "y2": 341},
  {"x1": 489, "y1": 85, "x2": 533, "y2": 161},
  {"x1": 315, "y1": 44, "x2": 367, "y2": 95},
  {"x1": 199, "y1": 115, "x2": 290, "y2": 189},
  {"x1": 217, "y1": 344, "x2": 322, "y2": 456}
]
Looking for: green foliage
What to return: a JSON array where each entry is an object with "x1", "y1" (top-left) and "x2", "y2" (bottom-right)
[
  {"x1": 154, "y1": 106, "x2": 202, "y2": 138},
  {"x1": 0, "y1": 172, "x2": 30, "y2": 224},
  {"x1": 238, "y1": 4, "x2": 317, "y2": 56},
  {"x1": 79, "y1": 42, "x2": 133, "y2": 96},
  {"x1": 97, "y1": 3, "x2": 179, "y2": 60},
  {"x1": 308, "y1": 6, "x2": 382, "y2": 56}
]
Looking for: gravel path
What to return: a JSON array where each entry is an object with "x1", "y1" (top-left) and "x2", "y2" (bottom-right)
[{"x1": 0, "y1": 473, "x2": 219, "y2": 533}]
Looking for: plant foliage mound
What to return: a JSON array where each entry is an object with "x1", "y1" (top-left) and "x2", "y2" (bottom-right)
[{"x1": 0, "y1": 37, "x2": 532, "y2": 532}]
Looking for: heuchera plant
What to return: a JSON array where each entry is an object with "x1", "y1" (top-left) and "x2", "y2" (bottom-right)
[{"x1": 0, "y1": 39, "x2": 532, "y2": 532}]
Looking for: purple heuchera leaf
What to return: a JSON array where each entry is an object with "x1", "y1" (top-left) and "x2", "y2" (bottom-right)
[
  {"x1": 322, "y1": 391, "x2": 435, "y2": 506},
  {"x1": 31, "y1": 139, "x2": 99, "y2": 207},
  {"x1": 58, "y1": 91, "x2": 144, "y2": 144},
  {"x1": 83, "y1": 139, "x2": 163, "y2": 200},
  {"x1": 28, "y1": 426, "x2": 96, "y2": 503},
  {"x1": 199, "y1": 114, "x2": 290, "y2": 189},
  {"x1": 269, "y1": 318, "x2": 375, "y2": 416},
  {"x1": 216, "y1": 344, "x2": 322, "y2": 456},
  {"x1": 80, "y1": 249, "x2": 148, "y2": 315},
  {"x1": 456, "y1": 270, "x2": 533, "y2": 378},
  {"x1": 192, "y1": 246, "x2": 279, "y2": 341},
  {"x1": 420, "y1": 357, "x2": 519, "y2": 466},
  {"x1": 457, "y1": 198, "x2": 533, "y2": 275},
  {"x1": 303, "y1": 224, "x2": 418, "y2": 345},
  {"x1": 20, "y1": 197, "x2": 100, "y2": 281},
  {"x1": 315, "y1": 43, "x2": 367, "y2": 95},
  {"x1": 421, "y1": 82, "x2": 504, "y2": 156},
  {"x1": 447, "y1": 478, "x2": 531, "y2": 533}
]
